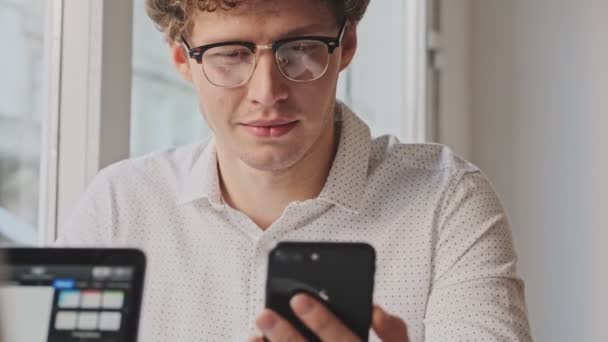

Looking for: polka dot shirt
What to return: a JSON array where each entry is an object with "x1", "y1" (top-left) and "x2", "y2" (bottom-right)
[{"x1": 58, "y1": 104, "x2": 532, "y2": 341}]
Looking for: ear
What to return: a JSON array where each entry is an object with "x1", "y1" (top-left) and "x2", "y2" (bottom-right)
[
  {"x1": 170, "y1": 40, "x2": 194, "y2": 82},
  {"x1": 339, "y1": 22, "x2": 358, "y2": 71}
]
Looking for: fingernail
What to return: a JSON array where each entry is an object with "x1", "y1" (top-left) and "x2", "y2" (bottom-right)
[
  {"x1": 291, "y1": 294, "x2": 314, "y2": 315},
  {"x1": 257, "y1": 312, "x2": 277, "y2": 332}
]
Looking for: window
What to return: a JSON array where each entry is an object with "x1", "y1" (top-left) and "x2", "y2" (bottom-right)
[
  {"x1": 0, "y1": 0, "x2": 47, "y2": 245},
  {"x1": 130, "y1": 0, "x2": 208, "y2": 157},
  {"x1": 340, "y1": 1, "x2": 427, "y2": 141}
]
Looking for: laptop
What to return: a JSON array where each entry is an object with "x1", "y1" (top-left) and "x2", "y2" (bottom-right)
[{"x1": 0, "y1": 248, "x2": 146, "y2": 342}]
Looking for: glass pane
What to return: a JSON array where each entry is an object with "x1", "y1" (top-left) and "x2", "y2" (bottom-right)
[
  {"x1": 130, "y1": 0, "x2": 209, "y2": 157},
  {"x1": 0, "y1": 0, "x2": 45, "y2": 245},
  {"x1": 342, "y1": 1, "x2": 412, "y2": 140}
]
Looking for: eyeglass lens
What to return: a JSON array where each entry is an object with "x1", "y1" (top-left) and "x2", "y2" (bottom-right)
[
  {"x1": 277, "y1": 40, "x2": 330, "y2": 82},
  {"x1": 201, "y1": 40, "x2": 331, "y2": 87}
]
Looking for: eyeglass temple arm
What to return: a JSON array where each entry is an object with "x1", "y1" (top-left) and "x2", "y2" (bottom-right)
[
  {"x1": 337, "y1": 18, "x2": 348, "y2": 43},
  {"x1": 180, "y1": 35, "x2": 193, "y2": 51}
]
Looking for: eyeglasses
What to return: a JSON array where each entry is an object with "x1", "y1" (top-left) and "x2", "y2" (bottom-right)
[{"x1": 181, "y1": 19, "x2": 347, "y2": 88}]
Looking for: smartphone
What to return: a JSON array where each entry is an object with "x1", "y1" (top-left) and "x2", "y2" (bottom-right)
[{"x1": 265, "y1": 242, "x2": 376, "y2": 342}]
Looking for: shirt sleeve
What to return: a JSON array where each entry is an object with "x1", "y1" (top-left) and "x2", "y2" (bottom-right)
[
  {"x1": 54, "y1": 169, "x2": 117, "y2": 247},
  {"x1": 423, "y1": 171, "x2": 532, "y2": 341}
]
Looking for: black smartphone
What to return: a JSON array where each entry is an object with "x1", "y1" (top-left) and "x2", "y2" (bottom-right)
[{"x1": 265, "y1": 242, "x2": 376, "y2": 342}]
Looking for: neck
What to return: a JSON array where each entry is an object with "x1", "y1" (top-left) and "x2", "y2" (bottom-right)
[{"x1": 217, "y1": 120, "x2": 339, "y2": 231}]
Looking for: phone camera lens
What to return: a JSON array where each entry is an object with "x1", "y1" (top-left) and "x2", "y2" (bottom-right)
[{"x1": 275, "y1": 250, "x2": 288, "y2": 262}]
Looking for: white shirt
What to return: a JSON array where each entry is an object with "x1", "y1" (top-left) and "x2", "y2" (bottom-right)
[{"x1": 58, "y1": 104, "x2": 531, "y2": 341}]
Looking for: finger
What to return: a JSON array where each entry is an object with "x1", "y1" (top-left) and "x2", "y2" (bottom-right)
[
  {"x1": 247, "y1": 337, "x2": 264, "y2": 342},
  {"x1": 371, "y1": 305, "x2": 409, "y2": 342},
  {"x1": 290, "y1": 293, "x2": 360, "y2": 342},
  {"x1": 255, "y1": 308, "x2": 307, "y2": 342}
]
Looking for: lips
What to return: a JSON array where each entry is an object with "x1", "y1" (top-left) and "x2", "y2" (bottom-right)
[
  {"x1": 240, "y1": 120, "x2": 299, "y2": 138},
  {"x1": 243, "y1": 119, "x2": 297, "y2": 127}
]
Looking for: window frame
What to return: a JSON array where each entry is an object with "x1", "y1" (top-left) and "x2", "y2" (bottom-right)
[
  {"x1": 49, "y1": 0, "x2": 133, "y2": 242},
  {"x1": 37, "y1": 0, "x2": 63, "y2": 245},
  {"x1": 408, "y1": 0, "x2": 430, "y2": 142}
]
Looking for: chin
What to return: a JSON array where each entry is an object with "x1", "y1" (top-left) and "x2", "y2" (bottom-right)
[{"x1": 240, "y1": 149, "x2": 304, "y2": 172}]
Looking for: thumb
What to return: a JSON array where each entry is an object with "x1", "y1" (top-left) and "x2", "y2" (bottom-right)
[{"x1": 371, "y1": 305, "x2": 409, "y2": 342}]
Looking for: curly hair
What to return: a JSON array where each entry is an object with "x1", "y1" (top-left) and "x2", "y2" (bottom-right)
[{"x1": 146, "y1": 0, "x2": 371, "y2": 42}]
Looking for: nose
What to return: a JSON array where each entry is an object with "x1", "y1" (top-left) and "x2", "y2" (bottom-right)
[{"x1": 246, "y1": 50, "x2": 289, "y2": 107}]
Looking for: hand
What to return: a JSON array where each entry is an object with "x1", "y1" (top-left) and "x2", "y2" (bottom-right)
[{"x1": 249, "y1": 293, "x2": 409, "y2": 342}]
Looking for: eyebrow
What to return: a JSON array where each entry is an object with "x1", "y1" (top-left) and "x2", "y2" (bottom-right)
[
  {"x1": 278, "y1": 23, "x2": 333, "y2": 38},
  {"x1": 195, "y1": 22, "x2": 334, "y2": 47}
]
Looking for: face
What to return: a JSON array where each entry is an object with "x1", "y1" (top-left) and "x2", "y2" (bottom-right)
[{"x1": 171, "y1": 0, "x2": 357, "y2": 172}]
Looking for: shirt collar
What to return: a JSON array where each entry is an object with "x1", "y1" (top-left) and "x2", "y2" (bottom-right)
[
  {"x1": 317, "y1": 103, "x2": 371, "y2": 214},
  {"x1": 177, "y1": 138, "x2": 223, "y2": 208},
  {"x1": 177, "y1": 103, "x2": 372, "y2": 214}
]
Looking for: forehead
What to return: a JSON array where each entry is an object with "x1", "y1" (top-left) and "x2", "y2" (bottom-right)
[{"x1": 189, "y1": 0, "x2": 338, "y2": 44}]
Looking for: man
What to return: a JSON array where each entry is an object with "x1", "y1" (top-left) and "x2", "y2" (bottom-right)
[{"x1": 59, "y1": 0, "x2": 532, "y2": 340}]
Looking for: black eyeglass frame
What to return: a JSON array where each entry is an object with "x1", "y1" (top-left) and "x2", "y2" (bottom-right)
[{"x1": 180, "y1": 18, "x2": 347, "y2": 65}]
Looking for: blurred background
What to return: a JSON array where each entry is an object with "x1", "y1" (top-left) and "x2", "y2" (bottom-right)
[{"x1": 1, "y1": 0, "x2": 607, "y2": 340}]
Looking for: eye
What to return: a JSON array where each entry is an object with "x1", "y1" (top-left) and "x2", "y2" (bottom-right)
[
  {"x1": 206, "y1": 46, "x2": 252, "y2": 63},
  {"x1": 291, "y1": 42, "x2": 319, "y2": 52},
  {"x1": 214, "y1": 50, "x2": 248, "y2": 58},
  {"x1": 225, "y1": 50, "x2": 247, "y2": 57}
]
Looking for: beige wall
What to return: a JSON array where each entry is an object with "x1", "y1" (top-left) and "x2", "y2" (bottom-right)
[{"x1": 442, "y1": 0, "x2": 608, "y2": 340}]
